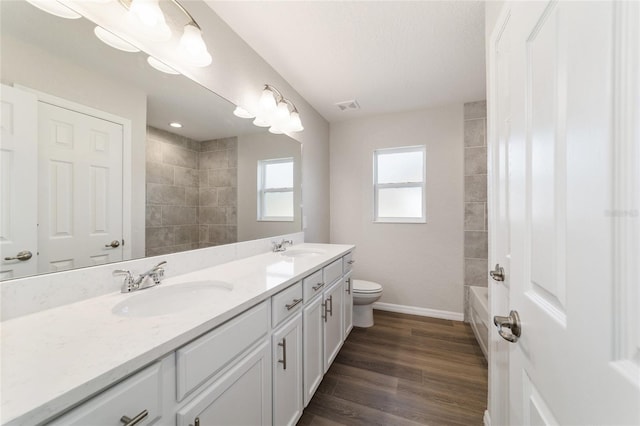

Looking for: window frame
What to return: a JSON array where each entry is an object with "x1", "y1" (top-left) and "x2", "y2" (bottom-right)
[
  {"x1": 373, "y1": 145, "x2": 427, "y2": 223},
  {"x1": 257, "y1": 157, "x2": 295, "y2": 222}
]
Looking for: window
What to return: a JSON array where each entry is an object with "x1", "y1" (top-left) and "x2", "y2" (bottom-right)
[
  {"x1": 373, "y1": 145, "x2": 426, "y2": 223},
  {"x1": 258, "y1": 158, "x2": 294, "y2": 221}
]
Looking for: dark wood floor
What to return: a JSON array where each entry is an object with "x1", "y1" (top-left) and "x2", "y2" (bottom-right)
[{"x1": 298, "y1": 310, "x2": 488, "y2": 426}]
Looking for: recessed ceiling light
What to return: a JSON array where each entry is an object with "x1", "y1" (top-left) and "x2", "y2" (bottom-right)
[{"x1": 169, "y1": 122, "x2": 183, "y2": 128}]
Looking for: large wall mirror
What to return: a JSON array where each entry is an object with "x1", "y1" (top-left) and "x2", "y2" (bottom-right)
[{"x1": 0, "y1": 0, "x2": 302, "y2": 281}]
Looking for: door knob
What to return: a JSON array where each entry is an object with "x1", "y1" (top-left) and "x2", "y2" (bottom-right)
[
  {"x1": 105, "y1": 240, "x2": 121, "y2": 248},
  {"x1": 490, "y1": 263, "x2": 505, "y2": 281},
  {"x1": 4, "y1": 250, "x2": 33, "y2": 261},
  {"x1": 493, "y1": 310, "x2": 522, "y2": 343}
]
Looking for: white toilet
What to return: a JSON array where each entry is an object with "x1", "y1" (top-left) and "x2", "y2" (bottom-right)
[{"x1": 352, "y1": 279, "x2": 383, "y2": 328}]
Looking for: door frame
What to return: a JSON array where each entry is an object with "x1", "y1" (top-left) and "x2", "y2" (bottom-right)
[{"x1": 16, "y1": 85, "x2": 133, "y2": 262}]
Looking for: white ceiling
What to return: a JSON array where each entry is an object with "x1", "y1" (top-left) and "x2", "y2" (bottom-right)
[{"x1": 206, "y1": 1, "x2": 486, "y2": 123}]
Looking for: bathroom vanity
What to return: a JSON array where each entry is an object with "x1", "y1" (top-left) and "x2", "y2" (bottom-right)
[{"x1": 1, "y1": 243, "x2": 354, "y2": 426}]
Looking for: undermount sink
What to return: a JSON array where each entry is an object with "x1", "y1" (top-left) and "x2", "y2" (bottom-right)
[
  {"x1": 112, "y1": 280, "x2": 233, "y2": 317},
  {"x1": 280, "y1": 248, "x2": 325, "y2": 258}
]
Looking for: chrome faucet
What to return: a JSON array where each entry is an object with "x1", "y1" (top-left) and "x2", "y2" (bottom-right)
[
  {"x1": 272, "y1": 239, "x2": 293, "y2": 252},
  {"x1": 113, "y1": 261, "x2": 166, "y2": 293}
]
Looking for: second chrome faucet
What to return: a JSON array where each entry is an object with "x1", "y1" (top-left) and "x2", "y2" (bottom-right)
[{"x1": 113, "y1": 261, "x2": 166, "y2": 293}]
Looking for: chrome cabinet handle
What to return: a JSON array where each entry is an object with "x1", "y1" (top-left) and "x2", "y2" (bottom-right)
[
  {"x1": 105, "y1": 240, "x2": 121, "y2": 248},
  {"x1": 4, "y1": 250, "x2": 33, "y2": 261},
  {"x1": 191, "y1": 417, "x2": 200, "y2": 426},
  {"x1": 327, "y1": 295, "x2": 333, "y2": 317},
  {"x1": 347, "y1": 260, "x2": 355, "y2": 265},
  {"x1": 285, "y1": 298, "x2": 302, "y2": 310},
  {"x1": 120, "y1": 409, "x2": 148, "y2": 426},
  {"x1": 345, "y1": 278, "x2": 351, "y2": 294},
  {"x1": 493, "y1": 310, "x2": 522, "y2": 343},
  {"x1": 278, "y1": 337, "x2": 287, "y2": 370},
  {"x1": 312, "y1": 282, "x2": 325, "y2": 291},
  {"x1": 490, "y1": 263, "x2": 505, "y2": 281}
]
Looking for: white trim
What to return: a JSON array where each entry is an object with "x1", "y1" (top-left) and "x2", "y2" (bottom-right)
[
  {"x1": 483, "y1": 410, "x2": 491, "y2": 426},
  {"x1": 373, "y1": 302, "x2": 464, "y2": 322}
]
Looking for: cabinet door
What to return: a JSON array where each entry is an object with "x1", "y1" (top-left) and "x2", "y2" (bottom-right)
[
  {"x1": 302, "y1": 296, "x2": 323, "y2": 406},
  {"x1": 273, "y1": 313, "x2": 303, "y2": 426},
  {"x1": 176, "y1": 341, "x2": 271, "y2": 426},
  {"x1": 323, "y1": 280, "x2": 344, "y2": 373},
  {"x1": 343, "y1": 274, "x2": 353, "y2": 338}
]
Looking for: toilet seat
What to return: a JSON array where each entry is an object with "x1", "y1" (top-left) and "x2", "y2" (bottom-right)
[{"x1": 352, "y1": 279, "x2": 382, "y2": 294}]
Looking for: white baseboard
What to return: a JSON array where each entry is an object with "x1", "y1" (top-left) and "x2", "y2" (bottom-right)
[
  {"x1": 373, "y1": 302, "x2": 464, "y2": 321},
  {"x1": 483, "y1": 410, "x2": 491, "y2": 426}
]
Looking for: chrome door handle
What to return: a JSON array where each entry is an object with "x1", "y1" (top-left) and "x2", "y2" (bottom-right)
[
  {"x1": 4, "y1": 250, "x2": 33, "y2": 261},
  {"x1": 105, "y1": 240, "x2": 121, "y2": 248},
  {"x1": 285, "y1": 298, "x2": 303, "y2": 310},
  {"x1": 346, "y1": 278, "x2": 351, "y2": 294},
  {"x1": 494, "y1": 310, "x2": 522, "y2": 343},
  {"x1": 278, "y1": 337, "x2": 287, "y2": 370},
  {"x1": 120, "y1": 409, "x2": 148, "y2": 426},
  {"x1": 490, "y1": 263, "x2": 505, "y2": 281}
]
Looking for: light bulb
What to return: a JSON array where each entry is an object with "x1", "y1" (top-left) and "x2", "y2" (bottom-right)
[
  {"x1": 25, "y1": 0, "x2": 81, "y2": 19},
  {"x1": 233, "y1": 106, "x2": 254, "y2": 119},
  {"x1": 289, "y1": 111, "x2": 304, "y2": 132},
  {"x1": 276, "y1": 101, "x2": 290, "y2": 122},
  {"x1": 127, "y1": 0, "x2": 171, "y2": 41},
  {"x1": 94, "y1": 27, "x2": 140, "y2": 53},
  {"x1": 253, "y1": 117, "x2": 270, "y2": 127},
  {"x1": 259, "y1": 87, "x2": 277, "y2": 113},
  {"x1": 130, "y1": 0, "x2": 162, "y2": 27},
  {"x1": 181, "y1": 24, "x2": 206, "y2": 55}
]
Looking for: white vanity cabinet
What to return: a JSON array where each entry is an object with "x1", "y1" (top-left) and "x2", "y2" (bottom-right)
[
  {"x1": 272, "y1": 313, "x2": 303, "y2": 426},
  {"x1": 343, "y1": 273, "x2": 353, "y2": 338},
  {"x1": 322, "y1": 278, "x2": 344, "y2": 372},
  {"x1": 46, "y1": 361, "x2": 164, "y2": 426},
  {"x1": 302, "y1": 295, "x2": 324, "y2": 406},
  {"x1": 176, "y1": 341, "x2": 272, "y2": 426}
]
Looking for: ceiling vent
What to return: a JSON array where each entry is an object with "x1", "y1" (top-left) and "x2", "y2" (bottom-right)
[{"x1": 335, "y1": 100, "x2": 360, "y2": 112}]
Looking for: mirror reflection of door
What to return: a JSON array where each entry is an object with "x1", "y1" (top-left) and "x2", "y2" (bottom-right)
[
  {"x1": 0, "y1": 84, "x2": 38, "y2": 280},
  {"x1": 1, "y1": 85, "x2": 128, "y2": 276},
  {"x1": 37, "y1": 96, "x2": 125, "y2": 273}
]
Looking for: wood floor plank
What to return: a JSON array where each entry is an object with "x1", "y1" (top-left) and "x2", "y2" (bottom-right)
[{"x1": 297, "y1": 311, "x2": 487, "y2": 426}]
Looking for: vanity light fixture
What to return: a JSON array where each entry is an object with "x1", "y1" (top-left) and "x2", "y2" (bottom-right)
[
  {"x1": 147, "y1": 56, "x2": 180, "y2": 75},
  {"x1": 94, "y1": 26, "x2": 140, "y2": 53},
  {"x1": 236, "y1": 85, "x2": 304, "y2": 133},
  {"x1": 25, "y1": 0, "x2": 213, "y2": 72},
  {"x1": 25, "y1": 0, "x2": 81, "y2": 19}
]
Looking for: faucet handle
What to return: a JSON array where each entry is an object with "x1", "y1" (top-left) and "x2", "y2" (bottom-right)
[{"x1": 113, "y1": 269, "x2": 132, "y2": 278}]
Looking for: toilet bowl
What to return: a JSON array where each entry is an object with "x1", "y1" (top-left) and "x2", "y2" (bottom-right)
[{"x1": 352, "y1": 279, "x2": 383, "y2": 328}]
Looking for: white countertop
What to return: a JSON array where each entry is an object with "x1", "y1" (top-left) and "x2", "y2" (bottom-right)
[{"x1": 0, "y1": 243, "x2": 354, "y2": 426}]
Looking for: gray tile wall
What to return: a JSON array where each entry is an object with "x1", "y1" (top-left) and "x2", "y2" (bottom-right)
[
  {"x1": 463, "y1": 101, "x2": 488, "y2": 322},
  {"x1": 198, "y1": 137, "x2": 238, "y2": 248},
  {"x1": 145, "y1": 127, "x2": 238, "y2": 256}
]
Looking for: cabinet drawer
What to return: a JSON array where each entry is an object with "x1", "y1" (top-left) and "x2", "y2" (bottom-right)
[
  {"x1": 343, "y1": 252, "x2": 355, "y2": 273},
  {"x1": 176, "y1": 301, "x2": 269, "y2": 401},
  {"x1": 323, "y1": 258, "x2": 343, "y2": 287},
  {"x1": 302, "y1": 269, "x2": 324, "y2": 302},
  {"x1": 272, "y1": 282, "x2": 303, "y2": 327},
  {"x1": 47, "y1": 362, "x2": 162, "y2": 426}
]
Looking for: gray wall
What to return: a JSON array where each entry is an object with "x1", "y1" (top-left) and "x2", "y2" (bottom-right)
[
  {"x1": 330, "y1": 104, "x2": 464, "y2": 315},
  {"x1": 463, "y1": 101, "x2": 488, "y2": 321}
]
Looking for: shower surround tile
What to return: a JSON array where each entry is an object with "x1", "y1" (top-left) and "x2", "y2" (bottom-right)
[
  {"x1": 145, "y1": 127, "x2": 238, "y2": 255},
  {"x1": 463, "y1": 101, "x2": 488, "y2": 322}
]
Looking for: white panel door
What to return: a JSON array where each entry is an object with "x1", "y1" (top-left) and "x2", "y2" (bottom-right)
[
  {"x1": 323, "y1": 280, "x2": 344, "y2": 373},
  {"x1": 38, "y1": 102, "x2": 123, "y2": 273},
  {"x1": 0, "y1": 84, "x2": 38, "y2": 280},
  {"x1": 302, "y1": 295, "x2": 323, "y2": 407},
  {"x1": 489, "y1": 1, "x2": 640, "y2": 424}
]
